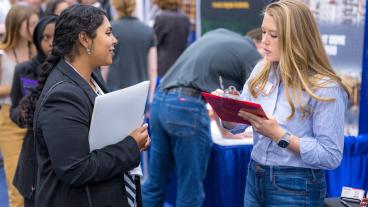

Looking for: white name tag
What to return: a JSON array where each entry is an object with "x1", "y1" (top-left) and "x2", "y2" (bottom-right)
[{"x1": 263, "y1": 82, "x2": 273, "y2": 95}]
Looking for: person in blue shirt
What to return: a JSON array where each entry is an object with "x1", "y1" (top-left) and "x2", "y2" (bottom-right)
[{"x1": 216, "y1": 0, "x2": 349, "y2": 206}]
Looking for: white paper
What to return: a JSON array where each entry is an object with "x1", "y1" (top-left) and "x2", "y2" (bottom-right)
[{"x1": 88, "y1": 81, "x2": 150, "y2": 151}]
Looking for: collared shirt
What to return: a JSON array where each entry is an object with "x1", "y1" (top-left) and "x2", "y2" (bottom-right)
[
  {"x1": 91, "y1": 78, "x2": 104, "y2": 96},
  {"x1": 65, "y1": 60, "x2": 103, "y2": 96},
  {"x1": 230, "y1": 62, "x2": 348, "y2": 170}
]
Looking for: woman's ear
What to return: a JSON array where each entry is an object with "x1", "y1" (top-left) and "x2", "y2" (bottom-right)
[{"x1": 78, "y1": 31, "x2": 92, "y2": 53}]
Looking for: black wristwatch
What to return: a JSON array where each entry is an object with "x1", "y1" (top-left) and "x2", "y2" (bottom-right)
[{"x1": 277, "y1": 132, "x2": 291, "y2": 148}]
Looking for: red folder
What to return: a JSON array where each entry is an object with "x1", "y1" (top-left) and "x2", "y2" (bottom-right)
[{"x1": 201, "y1": 92, "x2": 268, "y2": 125}]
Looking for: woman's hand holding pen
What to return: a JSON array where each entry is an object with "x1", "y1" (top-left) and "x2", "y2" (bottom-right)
[
  {"x1": 130, "y1": 123, "x2": 151, "y2": 152},
  {"x1": 211, "y1": 89, "x2": 238, "y2": 129},
  {"x1": 238, "y1": 110, "x2": 284, "y2": 142}
]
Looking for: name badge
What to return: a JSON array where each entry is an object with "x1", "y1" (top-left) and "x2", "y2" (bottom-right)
[{"x1": 263, "y1": 82, "x2": 273, "y2": 95}]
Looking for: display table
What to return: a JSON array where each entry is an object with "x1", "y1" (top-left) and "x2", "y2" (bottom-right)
[
  {"x1": 324, "y1": 198, "x2": 360, "y2": 207},
  {"x1": 163, "y1": 133, "x2": 368, "y2": 207}
]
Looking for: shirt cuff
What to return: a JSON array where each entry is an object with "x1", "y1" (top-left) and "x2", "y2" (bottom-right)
[{"x1": 221, "y1": 121, "x2": 248, "y2": 134}]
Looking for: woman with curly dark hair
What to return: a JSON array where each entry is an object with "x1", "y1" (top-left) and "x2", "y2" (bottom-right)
[{"x1": 26, "y1": 5, "x2": 150, "y2": 207}]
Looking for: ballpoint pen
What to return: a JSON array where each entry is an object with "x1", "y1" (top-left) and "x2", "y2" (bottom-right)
[{"x1": 219, "y1": 76, "x2": 225, "y2": 91}]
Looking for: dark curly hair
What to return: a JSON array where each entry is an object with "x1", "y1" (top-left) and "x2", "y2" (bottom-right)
[{"x1": 20, "y1": 4, "x2": 106, "y2": 127}]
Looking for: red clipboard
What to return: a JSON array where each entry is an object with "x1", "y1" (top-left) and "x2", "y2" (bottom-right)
[{"x1": 201, "y1": 92, "x2": 268, "y2": 125}]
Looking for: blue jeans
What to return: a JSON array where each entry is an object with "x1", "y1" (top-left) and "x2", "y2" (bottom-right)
[
  {"x1": 244, "y1": 160, "x2": 326, "y2": 207},
  {"x1": 142, "y1": 91, "x2": 213, "y2": 207}
]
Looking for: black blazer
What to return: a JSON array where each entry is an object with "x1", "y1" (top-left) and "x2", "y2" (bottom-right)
[
  {"x1": 10, "y1": 58, "x2": 107, "y2": 202},
  {"x1": 33, "y1": 59, "x2": 140, "y2": 207}
]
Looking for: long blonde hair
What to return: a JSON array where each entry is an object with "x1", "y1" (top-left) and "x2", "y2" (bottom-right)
[
  {"x1": 248, "y1": 0, "x2": 349, "y2": 120},
  {"x1": 0, "y1": 4, "x2": 37, "y2": 52}
]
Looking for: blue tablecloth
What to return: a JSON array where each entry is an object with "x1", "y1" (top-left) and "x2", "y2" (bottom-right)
[
  {"x1": 326, "y1": 135, "x2": 368, "y2": 197},
  {"x1": 164, "y1": 135, "x2": 368, "y2": 207}
]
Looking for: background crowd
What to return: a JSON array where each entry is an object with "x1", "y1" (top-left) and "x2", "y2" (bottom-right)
[{"x1": 0, "y1": 0, "x2": 363, "y2": 207}]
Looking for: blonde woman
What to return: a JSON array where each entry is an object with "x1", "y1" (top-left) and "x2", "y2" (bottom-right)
[
  {"x1": 216, "y1": 0, "x2": 349, "y2": 206},
  {"x1": 0, "y1": 4, "x2": 38, "y2": 207}
]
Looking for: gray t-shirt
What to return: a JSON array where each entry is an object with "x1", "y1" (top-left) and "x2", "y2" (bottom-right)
[
  {"x1": 160, "y1": 28, "x2": 261, "y2": 93},
  {"x1": 107, "y1": 17, "x2": 156, "y2": 91}
]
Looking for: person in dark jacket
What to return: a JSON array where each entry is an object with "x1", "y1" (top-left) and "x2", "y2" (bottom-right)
[
  {"x1": 22, "y1": 5, "x2": 150, "y2": 207},
  {"x1": 10, "y1": 15, "x2": 58, "y2": 207},
  {"x1": 153, "y1": 0, "x2": 190, "y2": 77}
]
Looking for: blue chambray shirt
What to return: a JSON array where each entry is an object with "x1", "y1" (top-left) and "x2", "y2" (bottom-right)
[{"x1": 230, "y1": 62, "x2": 348, "y2": 170}]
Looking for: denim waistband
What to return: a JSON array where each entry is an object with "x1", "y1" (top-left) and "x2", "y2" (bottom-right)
[{"x1": 249, "y1": 159, "x2": 324, "y2": 178}]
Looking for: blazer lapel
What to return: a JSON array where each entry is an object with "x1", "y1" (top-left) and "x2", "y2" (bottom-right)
[{"x1": 56, "y1": 59, "x2": 97, "y2": 105}]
